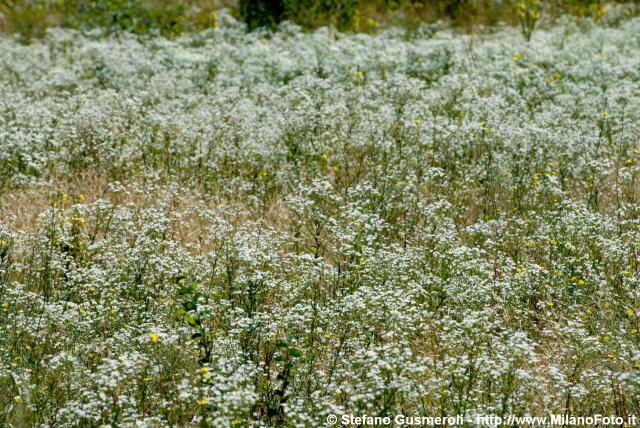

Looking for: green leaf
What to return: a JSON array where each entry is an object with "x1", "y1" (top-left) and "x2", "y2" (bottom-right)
[
  {"x1": 178, "y1": 287, "x2": 192, "y2": 295},
  {"x1": 288, "y1": 348, "x2": 302, "y2": 358},
  {"x1": 275, "y1": 341, "x2": 288, "y2": 349},
  {"x1": 174, "y1": 308, "x2": 186, "y2": 317},
  {"x1": 184, "y1": 315, "x2": 196, "y2": 326},
  {"x1": 182, "y1": 301, "x2": 196, "y2": 312}
]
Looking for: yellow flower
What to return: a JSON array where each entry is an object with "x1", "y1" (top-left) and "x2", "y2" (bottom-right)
[
  {"x1": 602, "y1": 336, "x2": 610, "y2": 342},
  {"x1": 586, "y1": 309, "x2": 591, "y2": 314},
  {"x1": 608, "y1": 354, "x2": 614, "y2": 358},
  {"x1": 627, "y1": 309, "x2": 634, "y2": 316},
  {"x1": 200, "y1": 399, "x2": 207, "y2": 405},
  {"x1": 414, "y1": 119, "x2": 421, "y2": 125},
  {"x1": 605, "y1": 302, "x2": 610, "y2": 307},
  {"x1": 630, "y1": 329, "x2": 637, "y2": 334},
  {"x1": 513, "y1": 52, "x2": 521, "y2": 61},
  {"x1": 149, "y1": 332, "x2": 158, "y2": 342},
  {"x1": 332, "y1": 166, "x2": 338, "y2": 172},
  {"x1": 602, "y1": 111, "x2": 607, "y2": 119},
  {"x1": 578, "y1": 280, "x2": 585, "y2": 285},
  {"x1": 550, "y1": 240, "x2": 556, "y2": 245},
  {"x1": 547, "y1": 302, "x2": 553, "y2": 306}
]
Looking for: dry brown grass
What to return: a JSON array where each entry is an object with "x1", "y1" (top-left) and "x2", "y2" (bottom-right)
[
  {"x1": 0, "y1": 171, "x2": 112, "y2": 231},
  {"x1": 0, "y1": 172, "x2": 294, "y2": 259}
]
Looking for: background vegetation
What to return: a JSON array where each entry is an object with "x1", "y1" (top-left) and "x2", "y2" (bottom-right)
[{"x1": 0, "y1": 0, "x2": 635, "y2": 38}]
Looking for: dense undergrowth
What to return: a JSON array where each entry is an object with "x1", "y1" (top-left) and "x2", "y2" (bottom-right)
[
  {"x1": 0, "y1": 0, "x2": 634, "y2": 38},
  {"x1": 1, "y1": 5, "x2": 640, "y2": 426}
]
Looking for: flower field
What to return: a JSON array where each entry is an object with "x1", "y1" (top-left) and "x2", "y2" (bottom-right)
[{"x1": 1, "y1": 7, "x2": 640, "y2": 426}]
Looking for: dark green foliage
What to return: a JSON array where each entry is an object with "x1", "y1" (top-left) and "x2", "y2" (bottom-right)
[
  {"x1": 69, "y1": 0, "x2": 187, "y2": 34},
  {"x1": 238, "y1": 0, "x2": 286, "y2": 30},
  {"x1": 238, "y1": 0, "x2": 359, "y2": 31},
  {"x1": 283, "y1": 0, "x2": 359, "y2": 30}
]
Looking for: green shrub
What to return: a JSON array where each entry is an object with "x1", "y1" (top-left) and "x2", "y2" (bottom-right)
[
  {"x1": 237, "y1": 0, "x2": 359, "y2": 31},
  {"x1": 238, "y1": 0, "x2": 285, "y2": 30},
  {"x1": 283, "y1": 0, "x2": 359, "y2": 30},
  {"x1": 0, "y1": 0, "x2": 50, "y2": 37},
  {"x1": 67, "y1": 0, "x2": 188, "y2": 34}
]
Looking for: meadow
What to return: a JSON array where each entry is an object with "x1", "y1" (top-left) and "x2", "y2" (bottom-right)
[{"x1": 1, "y1": 3, "x2": 640, "y2": 426}]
